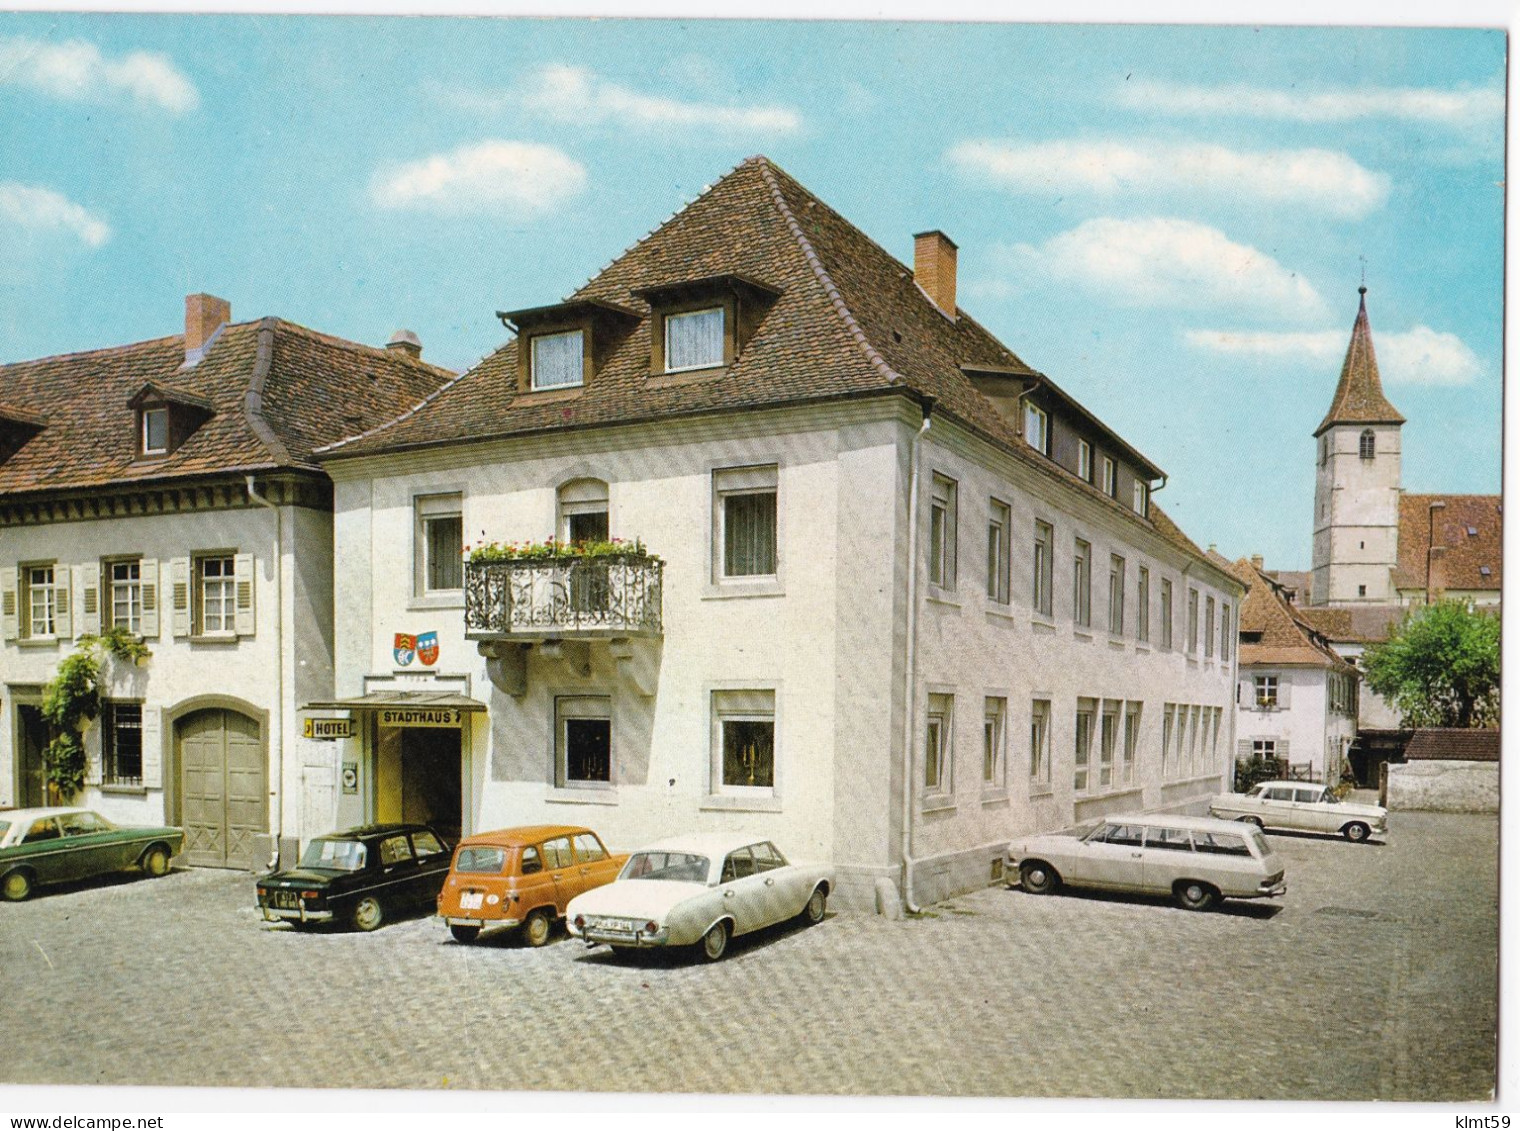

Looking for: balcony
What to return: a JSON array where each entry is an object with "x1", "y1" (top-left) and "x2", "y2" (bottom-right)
[{"x1": 464, "y1": 554, "x2": 664, "y2": 641}]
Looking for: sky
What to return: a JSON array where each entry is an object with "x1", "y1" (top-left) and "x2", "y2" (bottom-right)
[{"x1": 0, "y1": 8, "x2": 1505, "y2": 570}]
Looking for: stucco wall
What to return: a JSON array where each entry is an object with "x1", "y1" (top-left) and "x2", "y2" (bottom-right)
[{"x1": 1386, "y1": 759, "x2": 1498, "y2": 813}]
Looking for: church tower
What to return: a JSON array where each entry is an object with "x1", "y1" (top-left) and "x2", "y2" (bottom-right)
[{"x1": 1310, "y1": 287, "x2": 1405, "y2": 606}]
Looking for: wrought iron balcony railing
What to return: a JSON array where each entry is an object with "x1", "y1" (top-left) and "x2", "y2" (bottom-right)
[{"x1": 464, "y1": 555, "x2": 664, "y2": 639}]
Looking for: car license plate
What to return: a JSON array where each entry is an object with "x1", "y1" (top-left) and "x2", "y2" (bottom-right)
[
  {"x1": 273, "y1": 891, "x2": 299, "y2": 909},
  {"x1": 460, "y1": 891, "x2": 484, "y2": 910}
]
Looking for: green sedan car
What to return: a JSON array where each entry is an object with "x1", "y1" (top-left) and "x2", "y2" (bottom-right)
[{"x1": 0, "y1": 807, "x2": 184, "y2": 901}]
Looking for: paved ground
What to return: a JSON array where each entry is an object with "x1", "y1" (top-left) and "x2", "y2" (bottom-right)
[{"x1": 0, "y1": 808, "x2": 1498, "y2": 1100}]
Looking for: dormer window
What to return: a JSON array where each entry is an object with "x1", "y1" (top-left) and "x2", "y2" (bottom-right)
[
  {"x1": 531, "y1": 329, "x2": 585, "y2": 390},
  {"x1": 1024, "y1": 403, "x2": 1048, "y2": 455},
  {"x1": 665, "y1": 307, "x2": 725, "y2": 372},
  {"x1": 141, "y1": 406, "x2": 169, "y2": 456}
]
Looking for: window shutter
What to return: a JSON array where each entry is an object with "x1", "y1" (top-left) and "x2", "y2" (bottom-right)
[
  {"x1": 78, "y1": 562, "x2": 101, "y2": 637},
  {"x1": 170, "y1": 558, "x2": 191, "y2": 638},
  {"x1": 1277, "y1": 681, "x2": 1292, "y2": 709},
  {"x1": 1278, "y1": 739, "x2": 1290, "y2": 759},
  {"x1": 84, "y1": 727, "x2": 102, "y2": 786},
  {"x1": 1237, "y1": 679, "x2": 1251, "y2": 707},
  {"x1": 139, "y1": 559, "x2": 160, "y2": 638},
  {"x1": 1236, "y1": 739, "x2": 1252, "y2": 761},
  {"x1": 1, "y1": 568, "x2": 16, "y2": 641},
  {"x1": 53, "y1": 569, "x2": 71, "y2": 639},
  {"x1": 234, "y1": 552, "x2": 256, "y2": 636}
]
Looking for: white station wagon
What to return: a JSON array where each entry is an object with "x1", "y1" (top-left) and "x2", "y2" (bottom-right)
[
  {"x1": 566, "y1": 833, "x2": 833, "y2": 962},
  {"x1": 1210, "y1": 780, "x2": 1388, "y2": 842},
  {"x1": 1006, "y1": 813, "x2": 1286, "y2": 912}
]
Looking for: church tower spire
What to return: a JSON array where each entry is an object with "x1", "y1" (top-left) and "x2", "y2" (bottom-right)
[{"x1": 1310, "y1": 288, "x2": 1405, "y2": 606}]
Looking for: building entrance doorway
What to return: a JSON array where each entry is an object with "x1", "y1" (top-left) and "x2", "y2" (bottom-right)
[
  {"x1": 375, "y1": 725, "x2": 462, "y2": 841},
  {"x1": 16, "y1": 703, "x2": 49, "y2": 808}
]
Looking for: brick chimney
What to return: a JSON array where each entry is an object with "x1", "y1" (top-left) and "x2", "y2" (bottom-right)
[
  {"x1": 386, "y1": 329, "x2": 422, "y2": 359},
  {"x1": 913, "y1": 230, "x2": 958, "y2": 320},
  {"x1": 1251, "y1": 554, "x2": 1264, "y2": 571},
  {"x1": 184, "y1": 293, "x2": 231, "y2": 364}
]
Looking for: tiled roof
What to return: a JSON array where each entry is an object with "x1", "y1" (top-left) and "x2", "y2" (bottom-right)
[
  {"x1": 1314, "y1": 288, "x2": 1405, "y2": 436},
  {"x1": 1296, "y1": 603, "x2": 1407, "y2": 646},
  {"x1": 1404, "y1": 728, "x2": 1500, "y2": 762},
  {"x1": 1266, "y1": 569, "x2": 1312, "y2": 604},
  {"x1": 1232, "y1": 558, "x2": 1355, "y2": 671},
  {"x1": 0, "y1": 319, "x2": 451, "y2": 495},
  {"x1": 1392, "y1": 493, "x2": 1502, "y2": 593},
  {"x1": 321, "y1": 156, "x2": 1223, "y2": 573}
]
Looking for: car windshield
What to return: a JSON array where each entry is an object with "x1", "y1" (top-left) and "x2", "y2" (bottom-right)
[
  {"x1": 619, "y1": 851, "x2": 710, "y2": 883},
  {"x1": 1242, "y1": 827, "x2": 1270, "y2": 857},
  {"x1": 1319, "y1": 791, "x2": 1338, "y2": 804},
  {"x1": 299, "y1": 838, "x2": 367, "y2": 872},
  {"x1": 453, "y1": 846, "x2": 506, "y2": 874}
]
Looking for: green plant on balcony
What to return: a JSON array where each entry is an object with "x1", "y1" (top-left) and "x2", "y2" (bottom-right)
[{"x1": 466, "y1": 536, "x2": 660, "y2": 564}]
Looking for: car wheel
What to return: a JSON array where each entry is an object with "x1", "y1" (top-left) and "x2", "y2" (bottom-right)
[
  {"x1": 351, "y1": 896, "x2": 384, "y2": 932},
  {"x1": 802, "y1": 885, "x2": 827, "y2": 925},
  {"x1": 141, "y1": 845, "x2": 171, "y2": 878},
  {"x1": 449, "y1": 924, "x2": 481, "y2": 944},
  {"x1": 1343, "y1": 822, "x2": 1371, "y2": 843},
  {"x1": 1020, "y1": 861, "x2": 1059, "y2": 895},
  {"x1": 1, "y1": 869, "x2": 32, "y2": 902},
  {"x1": 1237, "y1": 816, "x2": 1264, "y2": 827},
  {"x1": 700, "y1": 920, "x2": 730, "y2": 962},
  {"x1": 1174, "y1": 881, "x2": 1219, "y2": 912},
  {"x1": 523, "y1": 908, "x2": 553, "y2": 948}
]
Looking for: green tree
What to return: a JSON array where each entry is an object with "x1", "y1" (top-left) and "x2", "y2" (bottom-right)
[{"x1": 1361, "y1": 601, "x2": 1500, "y2": 729}]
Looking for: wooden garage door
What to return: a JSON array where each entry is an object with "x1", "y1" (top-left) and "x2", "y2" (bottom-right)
[{"x1": 179, "y1": 709, "x2": 266, "y2": 869}]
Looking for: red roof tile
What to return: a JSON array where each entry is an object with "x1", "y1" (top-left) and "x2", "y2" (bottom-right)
[
  {"x1": 1314, "y1": 288, "x2": 1405, "y2": 436},
  {"x1": 1392, "y1": 493, "x2": 1501, "y2": 593},
  {"x1": 1232, "y1": 558, "x2": 1355, "y2": 671},
  {"x1": 1404, "y1": 728, "x2": 1500, "y2": 762}
]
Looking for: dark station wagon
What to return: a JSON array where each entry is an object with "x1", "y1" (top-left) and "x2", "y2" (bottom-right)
[{"x1": 256, "y1": 823, "x2": 451, "y2": 932}]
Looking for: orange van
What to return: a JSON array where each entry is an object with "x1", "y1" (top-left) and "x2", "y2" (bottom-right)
[{"x1": 438, "y1": 825, "x2": 627, "y2": 946}]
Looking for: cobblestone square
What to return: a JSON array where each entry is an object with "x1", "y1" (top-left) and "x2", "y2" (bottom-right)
[{"x1": 0, "y1": 809, "x2": 1497, "y2": 1100}]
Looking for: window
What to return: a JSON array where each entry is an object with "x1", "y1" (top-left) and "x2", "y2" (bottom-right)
[
  {"x1": 1255, "y1": 675, "x2": 1278, "y2": 709},
  {"x1": 1359, "y1": 429, "x2": 1375, "y2": 460},
  {"x1": 986, "y1": 499, "x2": 1010, "y2": 604},
  {"x1": 141, "y1": 407, "x2": 168, "y2": 456},
  {"x1": 108, "y1": 560, "x2": 143, "y2": 634},
  {"x1": 1077, "y1": 440, "x2": 1092, "y2": 482},
  {"x1": 1024, "y1": 402, "x2": 1048, "y2": 455},
  {"x1": 556, "y1": 696, "x2": 612, "y2": 787},
  {"x1": 416, "y1": 494, "x2": 463, "y2": 595},
  {"x1": 1220, "y1": 603, "x2": 1232, "y2": 661},
  {"x1": 1074, "y1": 698, "x2": 1095, "y2": 792},
  {"x1": 1357, "y1": 584, "x2": 1367, "y2": 597},
  {"x1": 1099, "y1": 701, "x2": 1118, "y2": 788},
  {"x1": 1132, "y1": 479, "x2": 1148, "y2": 515},
  {"x1": 1186, "y1": 587, "x2": 1199, "y2": 654},
  {"x1": 1252, "y1": 738, "x2": 1277, "y2": 760},
  {"x1": 1160, "y1": 579, "x2": 1174, "y2": 650},
  {"x1": 1073, "y1": 538, "x2": 1091, "y2": 628},
  {"x1": 1319, "y1": 434, "x2": 1329, "y2": 467},
  {"x1": 712, "y1": 689, "x2": 775, "y2": 793},
  {"x1": 102, "y1": 701, "x2": 143, "y2": 787},
  {"x1": 1108, "y1": 554, "x2": 1125, "y2": 636},
  {"x1": 665, "y1": 307, "x2": 725, "y2": 372},
  {"x1": 715, "y1": 465, "x2": 778, "y2": 580},
  {"x1": 1137, "y1": 566, "x2": 1150, "y2": 643},
  {"x1": 1030, "y1": 699, "x2": 1051, "y2": 786},
  {"x1": 183, "y1": 553, "x2": 247, "y2": 637},
  {"x1": 929, "y1": 474, "x2": 957, "y2": 590},
  {"x1": 1204, "y1": 596, "x2": 1216, "y2": 658},
  {"x1": 1101, "y1": 457, "x2": 1117, "y2": 498},
  {"x1": 925, "y1": 693, "x2": 952, "y2": 794},
  {"x1": 24, "y1": 563, "x2": 58, "y2": 638},
  {"x1": 1033, "y1": 520, "x2": 1054, "y2": 617},
  {"x1": 1122, "y1": 703, "x2": 1141, "y2": 785},
  {"x1": 530, "y1": 329, "x2": 585, "y2": 390},
  {"x1": 558, "y1": 479, "x2": 610, "y2": 545},
  {"x1": 572, "y1": 832, "x2": 606, "y2": 863},
  {"x1": 983, "y1": 697, "x2": 1006, "y2": 787},
  {"x1": 1161, "y1": 704, "x2": 1175, "y2": 778}
]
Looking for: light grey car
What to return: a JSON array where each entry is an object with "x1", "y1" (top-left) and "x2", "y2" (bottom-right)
[{"x1": 1210, "y1": 781, "x2": 1388, "y2": 842}]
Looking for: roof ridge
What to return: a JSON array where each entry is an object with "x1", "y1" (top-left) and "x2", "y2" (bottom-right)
[
  {"x1": 1, "y1": 331, "x2": 184, "y2": 369},
  {"x1": 267, "y1": 317, "x2": 454, "y2": 376},
  {"x1": 752, "y1": 156, "x2": 903, "y2": 388},
  {"x1": 315, "y1": 354, "x2": 484, "y2": 457}
]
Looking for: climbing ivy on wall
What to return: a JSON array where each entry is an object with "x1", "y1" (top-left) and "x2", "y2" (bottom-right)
[{"x1": 40, "y1": 626, "x2": 151, "y2": 801}]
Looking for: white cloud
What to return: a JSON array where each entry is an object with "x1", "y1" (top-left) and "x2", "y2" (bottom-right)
[
  {"x1": 0, "y1": 182, "x2": 110, "y2": 248},
  {"x1": 371, "y1": 141, "x2": 587, "y2": 215},
  {"x1": 0, "y1": 35, "x2": 197, "y2": 113},
  {"x1": 999, "y1": 217, "x2": 1325, "y2": 319},
  {"x1": 1118, "y1": 79, "x2": 1503, "y2": 130},
  {"x1": 1185, "y1": 325, "x2": 1482, "y2": 386},
  {"x1": 517, "y1": 63, "x2": 801, "y2": 134},
  {"x1": 947, "y1": 138, "x2": 1387, "y2": 219}
]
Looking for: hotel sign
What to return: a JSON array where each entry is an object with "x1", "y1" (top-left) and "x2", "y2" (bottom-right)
[
  {"x1": 377, "y1": 707, "x2": 465, "y2": 729},
  {"x1": 303, "y1": 717, "x2": 355, "y2": 740}
]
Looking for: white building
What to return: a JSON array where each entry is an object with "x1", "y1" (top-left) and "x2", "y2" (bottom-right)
[
  {"x1": 314, "y1": 157, "x2": 1243, "y2": 910},
  {"x1": 0, "y1": 296, "x2": 450, "y2": 868}
]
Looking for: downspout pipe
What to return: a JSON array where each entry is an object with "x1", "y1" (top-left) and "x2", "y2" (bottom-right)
[
  {"x1": 246, "y1": 476, "x2": 285, "y2": 871},
  {"x1": 899, "y1": 394, "x2": 935, "y2": 914}
]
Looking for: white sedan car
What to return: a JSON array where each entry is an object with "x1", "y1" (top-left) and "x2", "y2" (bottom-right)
[
  {"x1": 1210, "y1": 780, "x2": 1388, "y2": 842},
  {"x1": 566, "y1": 833, "x2": 833, "y2": 961}
]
